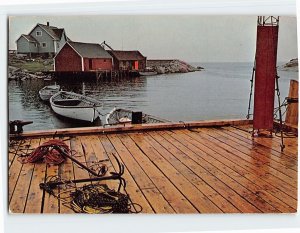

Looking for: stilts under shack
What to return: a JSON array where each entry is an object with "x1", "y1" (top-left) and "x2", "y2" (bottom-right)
[{"x1": 44, "y1": 69, "x2": 140, "y2": 81}]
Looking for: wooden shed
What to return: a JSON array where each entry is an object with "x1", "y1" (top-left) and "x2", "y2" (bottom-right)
[
  {"x1": 54, "y1": 41, "x2": 113, "y2": 72},
  {"x1": 107, "y1": 50, "x2": 146, "y2": 71}
]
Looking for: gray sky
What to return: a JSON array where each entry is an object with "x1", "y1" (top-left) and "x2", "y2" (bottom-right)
[{"x1": 9, "y1": 15, "x2": 297, "y2": 62}]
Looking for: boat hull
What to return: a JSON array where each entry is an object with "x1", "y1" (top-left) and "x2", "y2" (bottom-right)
[
  {"x1": 50, "y1": 91, "x2": 102, "y2": 122},
  {"x1": 139, "y1": 71, "x2": 158, "y2": 76},
  {"x1": 39, "y1": 91, "x2": 56, "y2": 101},
  {"x1": 51, "y1": 104, "x2": 100, "y2": 122},
  {"x1": 39, "y1": 85, "x2": 60, "y2": 101}
]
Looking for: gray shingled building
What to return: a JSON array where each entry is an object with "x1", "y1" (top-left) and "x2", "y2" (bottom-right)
[{"x1": 16, "y1": 22, "x2": 70, "y2": 57}]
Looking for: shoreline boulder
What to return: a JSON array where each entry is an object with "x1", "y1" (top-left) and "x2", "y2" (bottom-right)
[{"x1": 148, "y1": 59, "x2": 203, "y2": 74}]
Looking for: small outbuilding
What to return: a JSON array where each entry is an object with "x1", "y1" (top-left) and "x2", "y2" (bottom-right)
[
  {"x1": 54, "y1": 41, "x2": 113, "y2": 72},
  {"x1": 107, "y1": 50, "x2": 146, "y2": 71}
]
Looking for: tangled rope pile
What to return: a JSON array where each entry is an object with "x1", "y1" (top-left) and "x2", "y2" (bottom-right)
[
  {"x1": 42, "y1": 175, "x2": 142, "y2": 214},
  {"x1": 18, "y1": 139, "x2": 70, "y2": 165},
  {"x1": 70, "y1": 184, "x2": 134, "y2": 214}
]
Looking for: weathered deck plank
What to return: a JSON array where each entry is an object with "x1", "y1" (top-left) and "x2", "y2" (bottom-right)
[
  {"x1": 24, "y1": 138, "x2": 48, "y2": 213},
  {"x1": 191, "y1": 128, "x2": 297, "y2": 198},
  {"x1": 8, "y1": 139, "x2": 31, "y2": 202},
  {"x1": 130, "y1": 132, "x2": 223, "y2": 213},
  {"x1": 238, "y1": 124, "x2": 298, "y2": 147},
  {"x1": 159, "y1": 130, "x2": 266, "y2": 213},
  {"x1": 9, "y1": 138, "x2": 40, "y2": 213},
  {"x1": 206, "y1": 128, "x2": 297, "y2": 182},
  {"x1": 8, "y1": 124, "x2": 297, "y2": 214},
  {"x1": 228, "y1": 126, "x2": 297, "y2": 158},
  {"x1": 70, "y1": 137, "x2": 90, "y2": 181},
  {"x1": 177, "y1": 129, "x2": 297, "y2": 208},
  {"x1": 42, "y1": 137, "x2": 68, "y2": 214},
  {"x1": 219, "y1": 127, "x2": 297, "y2": 170},
  {"x1": 102, "y1": 134, "x2": 171, "y2": 213},
  {"x1": 118, "y1": 133, "x2": 198, "y2": 213},
  {"x1": 146, "y1": 131, "x2": 240, "y2": 213},
  {"x1": 174, "y1": 129, "x2": 296, "y2": 212},
  {"x1": 42, "y1": 163, "x2": 59, "y2": 214},
  {"x1": 58, "y1": 137, "x2": 75, "y2": 214}
]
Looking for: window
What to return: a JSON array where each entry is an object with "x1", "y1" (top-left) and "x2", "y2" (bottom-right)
[
  {"x1": 36, "y1": 31, "x2": 42, "y2": 36},
  {"x1": 104, "y1": 59, "x2": 106, "y2": 62},
  {"x1": 41, "y1": 42, "x2": 47, "y2": 48},
  {"x1": 34, "y1": 43, "x2": 38, "y2": 48},
  {"x1": 57, "y1": 43, "x2": 60, "y2": 49}
]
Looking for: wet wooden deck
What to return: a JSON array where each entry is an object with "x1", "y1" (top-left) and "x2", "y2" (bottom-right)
[{"x1": 9, "y1": 124, "x2": 297, "y2": 213}]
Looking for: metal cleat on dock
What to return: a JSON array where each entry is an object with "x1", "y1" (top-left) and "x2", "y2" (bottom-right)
[{"x1": 9, "y1": 120, "x2": 33, "y2": 134}]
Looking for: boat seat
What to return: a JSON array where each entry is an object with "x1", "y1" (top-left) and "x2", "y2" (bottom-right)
[{"x1": 53, "y1": 99, "x2": 81, "y2": 106}]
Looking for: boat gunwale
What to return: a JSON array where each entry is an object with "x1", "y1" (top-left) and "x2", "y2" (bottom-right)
[
  {"x1": 51, "y1": 101, "x2": 102, "y2": 109},
  {"x1": 39, "y1": 85, "x2": 60, "y2": 95},
  {"x1": 41, "y1": 85, "x2": 60, "y2": 90},
  {"x1": 50, "y1": 91, "x2": 102, "y2": 109},
  {"x1": 10, "y1": 119, "x2": 253, "y2": 138}
]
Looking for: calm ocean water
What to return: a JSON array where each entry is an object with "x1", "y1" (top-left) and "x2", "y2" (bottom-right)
[{"x1": 8, "y1": 62, "x2": 298, "y2": 131}]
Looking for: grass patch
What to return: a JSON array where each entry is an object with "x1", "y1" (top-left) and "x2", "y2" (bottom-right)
[{"x1": 9, "y1": 59, "x2": 53, "y2": 73}]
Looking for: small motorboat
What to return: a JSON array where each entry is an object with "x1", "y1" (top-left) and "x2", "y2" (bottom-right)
[
  {"x1": 105, "y1": 107, "x2": 169, "y2": 126},
  {"x1": 139, "y1": 71, "x2": 158, "y2": 76},
  {"x1": 139, "y1": 67, "x2": 158, "y2": 76},
  {"x1": 39, "y1": 84, "x2": 60, "y2": 101},
  {"x1": 50, "y1": 91, "x2": 102, "y2": 122}
]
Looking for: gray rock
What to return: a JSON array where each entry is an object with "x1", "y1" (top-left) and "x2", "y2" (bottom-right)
[
  {"x1": 28, "y1": 73, "x2": 40, "y2": 79},
  {"x1": 284, "y1": 58, "x2": 298, "y2": 68},
  {"x1": 179, "y1": 67, "x2": 188, "y2": 73},
  {"x1": 148, "y1": 59, "x2": 202, "y2": 74},
  {"x1": 156, "y1": 66, "x2": 165, "y2": 74}
]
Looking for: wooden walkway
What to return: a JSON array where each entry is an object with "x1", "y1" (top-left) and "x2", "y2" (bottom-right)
[{"x1": 9, "y1": 125, "x2": 297, "y2": 213}]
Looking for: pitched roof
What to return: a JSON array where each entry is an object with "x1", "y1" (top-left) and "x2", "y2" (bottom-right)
[
  {"x1": 52, "y1": 29, "x2": 64, "y2": 39},
  {"x1": 19, "y1": 34, "x2": 38, "y2": 43},
  {"x1": 68, "y1": 41, "x2": 113, "y2": 59},
  {"x1": 37, "y1": 24, "x2": 66, "y2": 40},
  {"x1": 108, "y1": 50, "x2": 146, "y2": 61}
]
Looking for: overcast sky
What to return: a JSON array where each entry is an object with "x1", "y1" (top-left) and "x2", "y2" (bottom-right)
[{"x1": 9, "y1": 15, "x2": 297, "y2": 62}]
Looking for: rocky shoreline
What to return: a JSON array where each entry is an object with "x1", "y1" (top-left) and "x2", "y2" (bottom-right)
[
  {"x1": 8, "y1": 66, "x2": 52, "y2": 81},
  {"x1": 8, "y1": 54, "x2": 202, "y2": 80},
  {"x1": 147, "y1": 59, "x2": 203, "y2": 74},
  {"x1": 284, "y1": 58, "x2": 298, "y2": 68},
  {"x1": 281, "y1": 58, "x2": 298, "y2": 72}
]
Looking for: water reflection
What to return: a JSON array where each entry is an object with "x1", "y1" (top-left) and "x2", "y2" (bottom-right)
[
  {"x1": 9, "y1": 76, "x2": 148, "y2": 130},
  {"x1": 8, "y1": 62, "x2": 297, "y2": 131}
]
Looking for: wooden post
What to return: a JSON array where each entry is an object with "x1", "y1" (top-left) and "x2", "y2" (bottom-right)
[{"x1": 285, "y1": 80, "x2": 298, "y2": 126}]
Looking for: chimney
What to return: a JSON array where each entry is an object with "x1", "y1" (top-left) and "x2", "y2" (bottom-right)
[{"x1": 47, "y1": 22, "x2": 49, "y2": 26}]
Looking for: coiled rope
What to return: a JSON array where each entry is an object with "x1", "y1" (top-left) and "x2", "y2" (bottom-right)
[
  {"x1": 43, "y1": 176, "x2": 142, "y2": 214},
  {"x1": 70, "y1": 183, "x2": 140, "y2": 214},
  {"x1": 18, "y1": 139, "x2": 70, "y2": 165}
]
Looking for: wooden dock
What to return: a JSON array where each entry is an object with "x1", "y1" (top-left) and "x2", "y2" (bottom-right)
[{"x1": 8, "y1": 120, "x2": 297, "y2": 213}]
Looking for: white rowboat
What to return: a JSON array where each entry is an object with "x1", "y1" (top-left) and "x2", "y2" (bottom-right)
[
  {"x1": 39, "y1": 84, "x2": 60, "y2": 101},
  {"x1": 50, "y1": 91, "x2": 102, "y2": 122},
  {"x1": 106, "y1": 107, "x2": 169, "y2": 125}
]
